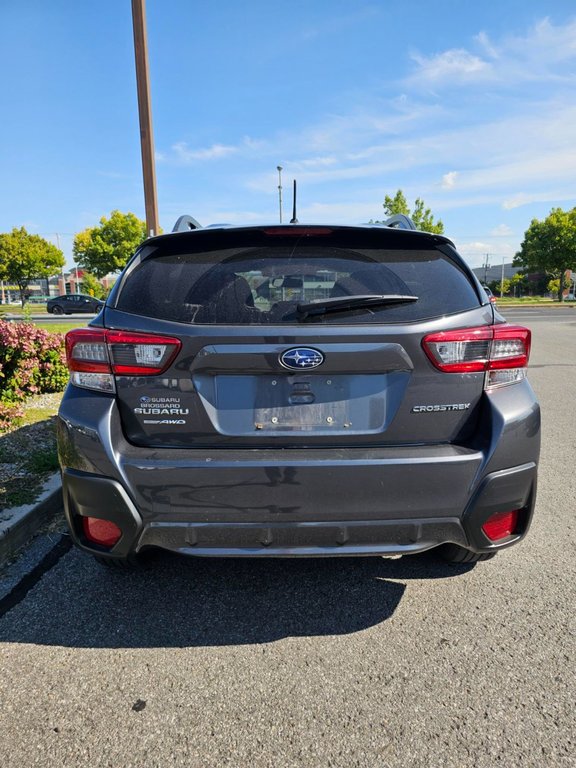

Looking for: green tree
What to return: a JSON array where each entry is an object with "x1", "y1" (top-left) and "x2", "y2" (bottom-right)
[
  {"x1": 73, "y1": 210, "x2": 147, "y2": 278},
  {"x1": 80, "y1": 271, "x2": 106, "y2": 299},
  {"x1": 488, "y1": 278, "x2": 511, "y2": 297},
  {"x1": 375, "y1": 189, "x2": 444, "y2": 234},
  {"x1": 509, "y1": 272, "x2": 527, "y2": 297},
  {"x1": 0, "y1": 227, "x2": 64, "y2": 307},
  {"x1": 514, "y1": 207, "x2": 576, "y2": 302},
  {"x1": 547, "y1": 276, "x2": 570, "y2": 296}
]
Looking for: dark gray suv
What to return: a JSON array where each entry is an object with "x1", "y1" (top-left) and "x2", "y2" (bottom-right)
[{"x1": 57, "y1": 217, "x2": 540, "y2": 567}]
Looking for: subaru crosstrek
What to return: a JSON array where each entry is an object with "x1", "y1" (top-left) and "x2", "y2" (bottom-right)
[{"x1": 57, "y1": 216, "x2": 540, "y2": 566}]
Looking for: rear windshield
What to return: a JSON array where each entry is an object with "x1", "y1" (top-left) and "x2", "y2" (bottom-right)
[{"x1": 115, "y1": 244, "x2": 480, "y2": 324}]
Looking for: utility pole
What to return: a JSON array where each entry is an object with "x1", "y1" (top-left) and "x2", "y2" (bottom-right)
[
  {"x1": 55, "y1": 233, "x2": 63, "y2": 296},
  {"x1": 500, "y1": 257, "x2": 506, "y2": 299},
  {"x1": 277, "y1": 166, "x2": 283, "y2": 223},
  {"x1": 483, "y1": 254, "x2": 490, "y2": 284},
  {"x1": 132, "y1": 0, "x2": 160, "y2": 236}
]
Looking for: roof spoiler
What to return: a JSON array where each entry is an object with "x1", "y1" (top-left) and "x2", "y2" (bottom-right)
[
  {"x1": 172, "y1": 215, "x2": 202, "y2": 232},
  {"x1": 170, "y1": 213, "x2": 417, "y2": 233}
]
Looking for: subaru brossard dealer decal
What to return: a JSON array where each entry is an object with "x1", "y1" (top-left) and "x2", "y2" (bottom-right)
[
  {"x1": 280, "y1": 348, "x2": 324, "y2": 370},
  {"x1": 134, "y1": 395, "x2": 189, "y2": 425}
]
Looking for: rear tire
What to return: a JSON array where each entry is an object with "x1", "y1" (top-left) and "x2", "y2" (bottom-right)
[
  {"x1": 439, "y1": 544, "x2": 497, "y2": 564},
  {"x1": 52, "y1": 305, "x2": 64, "y2": 315}
]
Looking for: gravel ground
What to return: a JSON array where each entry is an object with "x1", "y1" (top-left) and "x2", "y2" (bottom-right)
[{"x1": 0, "y1": 393, "x2": 61, "y2": 511}]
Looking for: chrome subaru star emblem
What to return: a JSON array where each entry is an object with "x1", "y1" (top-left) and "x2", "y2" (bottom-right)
[{"x1": 280, "y1": 348, "x2": 324, "y2": 370}]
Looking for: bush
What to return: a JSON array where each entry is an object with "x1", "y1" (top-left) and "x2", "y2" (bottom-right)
[{"x1": 0, "y1": 319, "x2": 68, "y2": 430}]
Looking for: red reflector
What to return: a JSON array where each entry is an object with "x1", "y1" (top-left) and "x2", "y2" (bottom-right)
[
  {"x1": 481, "y1": 510, "x2": 519, "y2": 541},
  {"x1": 82, "y1": 517, "x2": 122, "y2": 547}
]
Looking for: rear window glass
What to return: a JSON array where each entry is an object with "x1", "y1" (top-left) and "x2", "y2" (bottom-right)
[{"x1": 115, "y1": 245, "x2": 480, "y2": 324}]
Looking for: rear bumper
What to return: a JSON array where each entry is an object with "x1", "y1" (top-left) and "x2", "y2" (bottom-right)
[
  {"x1": 58, "y1": 380, "x2": 540, "y2": 559},
  {"x1": 61, "y1": 460, "x2": 537, "y2": 558}
]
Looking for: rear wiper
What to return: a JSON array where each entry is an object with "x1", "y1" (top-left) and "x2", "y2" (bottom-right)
[{"x1": 296, "y1": 294, "x2": 418, "y2": 318}]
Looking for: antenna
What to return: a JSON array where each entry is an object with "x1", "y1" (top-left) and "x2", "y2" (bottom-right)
[{"x1": 290, "y1": 179, "x2": 298, "y2": 224}]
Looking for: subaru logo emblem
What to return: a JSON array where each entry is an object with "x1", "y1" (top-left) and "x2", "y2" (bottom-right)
[{"x1": 280, "y1": 347, "x2": 324, "y2": 370}]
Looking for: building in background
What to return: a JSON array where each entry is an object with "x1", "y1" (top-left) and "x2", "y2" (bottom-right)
[{"x1": 1, "y1": 271, "x2": 117, "y2": 303}]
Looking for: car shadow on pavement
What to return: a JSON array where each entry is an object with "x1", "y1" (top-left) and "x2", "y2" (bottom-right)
[{"x1": 0, "y1": 546, "x2": 473, "y2": 649}]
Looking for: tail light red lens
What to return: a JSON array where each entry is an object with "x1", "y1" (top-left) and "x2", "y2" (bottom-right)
[
  {"x1": 65, "y1": 329, "x2": 181, "y2": 391},
  {"x1": 82, "y1": 517, "x2": 122, "y2": 547},
  {"x1": 422, "y1": 325, "x2": 531, "y2": 375},
  {"x1": 481, "y1": 510, "x2": 519, "y2": 541},
  {"x1": 105, "y1": 331, "x2": 181, "y2": 375},
  {"x1": 65, "y1": 331, "x2": 110, "y2": 373}
]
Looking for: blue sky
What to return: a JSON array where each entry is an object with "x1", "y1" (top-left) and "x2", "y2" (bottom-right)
[{"x1": 1, "y1": 1, "x2": 575, "y2": 271}]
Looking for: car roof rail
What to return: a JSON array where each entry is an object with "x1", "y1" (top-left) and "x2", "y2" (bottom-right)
[
  {"x1": 172, "y1": 215, "x2": 203, "y2": 232},
  {"x1": 383, "y1": 214, "x2": 418, "y2": 230}
]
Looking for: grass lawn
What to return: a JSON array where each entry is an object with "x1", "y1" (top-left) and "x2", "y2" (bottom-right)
[
  {"x1": 0, "y1": 306, "x2": 49, "y2": 315},
  {"x1": 35, "y1": 321, "x2": 87, "y2": 333},
  {"x1": 496, "y1": 296, "x2": 563, "y2": 305}
]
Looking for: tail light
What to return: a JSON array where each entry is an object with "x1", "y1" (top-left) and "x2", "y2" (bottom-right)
[
  {"x1": 422, "y1": 325, "x2": 531, "y2": 389},
  {"x1": 482, "y1": 510, "x2": 519, "y2": 541},
  {"x1": 65, "y1": 329, "x2": 181, "y2": 392}
]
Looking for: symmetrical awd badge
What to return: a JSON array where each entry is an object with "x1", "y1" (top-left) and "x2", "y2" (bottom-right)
[{"x1": 280, "y1": 347, "x2": 324, "y2": 370}]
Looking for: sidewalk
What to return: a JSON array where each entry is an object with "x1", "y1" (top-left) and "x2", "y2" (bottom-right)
[{"x1": 0, "y1": 473, "x2": 62, "y2": 568}]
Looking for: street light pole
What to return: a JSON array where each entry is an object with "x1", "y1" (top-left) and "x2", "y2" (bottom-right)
[
  {"x1": 132, "y1": 0, "x2": 160, "y2": 237},
  {"x1": 277, "y1": 166, "x2": 283, "y2": 223}
]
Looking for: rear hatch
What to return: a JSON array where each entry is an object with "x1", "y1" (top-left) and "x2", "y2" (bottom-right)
[{"x1": 100, "y1": 225, "x2": 492, "y2": 448}]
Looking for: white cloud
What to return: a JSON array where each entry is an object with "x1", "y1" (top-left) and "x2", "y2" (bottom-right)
[
  {"x1": 442, "y1": 171, "x2": 458, "y2": 189},
  {"x1": 475, "y1": 31, "x2": 499, "y2": 60},
  {"x1": 408, "y1": 18, "x2": 576, "y2": 89},
  {"x1": 170, "y1": 142, "x2": 239, "y2": 163},
  {"x1": 455, "y1": 240, "x2": 517, "y2": 266},
  {"x1": 504, "y1": 18, "x2": 576, "y2": 65},
  {"x1": 491, "y1": 224, "x2": 513, "y2": 236},
  {"x1": 500, "y1": 190, "x2": 576, "y2": 210},
  {"x1": 409, "y1": 49, "x2": 492, "y2": 84},
  {"x1": 294, "y1": 156, "x2": 338, "y2": 169},
  {"x1": 457, "y1": 241, "x2": 493, "y2": 254}
]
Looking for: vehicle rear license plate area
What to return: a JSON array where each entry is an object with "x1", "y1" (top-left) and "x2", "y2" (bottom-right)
[{"x1": 195, "y1": 373, "x2": 401, "y2": 436}]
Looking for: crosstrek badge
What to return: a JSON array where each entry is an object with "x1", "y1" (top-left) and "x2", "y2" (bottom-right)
[{"x1": 411, "y1": 403, "x2": 471, "y2": 413}]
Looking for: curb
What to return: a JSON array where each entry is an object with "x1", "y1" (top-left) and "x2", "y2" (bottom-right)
[{"x1": 0, "y1": 473, "x2": 63, "y2": 568}]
